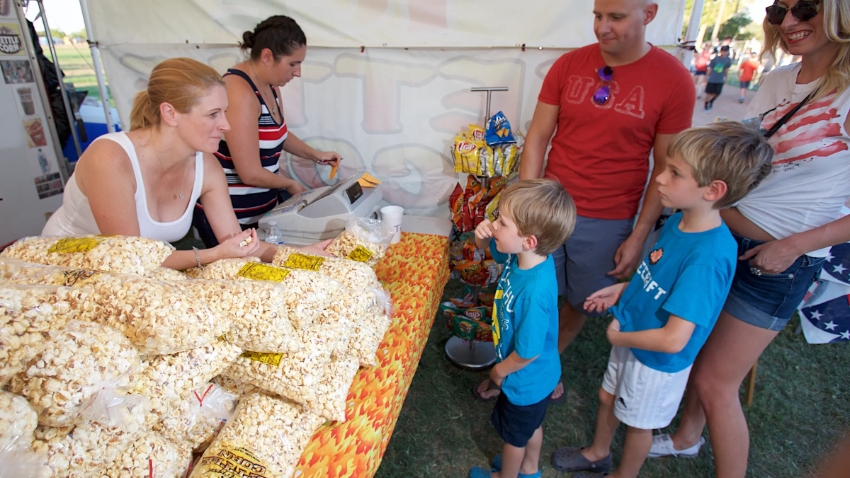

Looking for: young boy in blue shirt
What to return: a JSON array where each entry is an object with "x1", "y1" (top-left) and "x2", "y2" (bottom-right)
[
  {"x1": 469, "y1": 179, "x2": 577, "y2": 478},
  {"x1": 550, "y1": 122, "x2": 774, "y2": 478}
]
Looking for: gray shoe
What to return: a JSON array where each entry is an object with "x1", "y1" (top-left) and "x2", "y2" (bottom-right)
[
  {"x1": 550, "y1": 447, "x2": 611, "y2": 473},
  {"x1": 572, "y1": 472, "x2": 606, "y2": 478}
]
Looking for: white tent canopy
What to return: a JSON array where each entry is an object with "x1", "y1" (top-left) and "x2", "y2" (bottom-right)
[{"x1": 83, "y1": 0, "x2": 687, "y2": 216}]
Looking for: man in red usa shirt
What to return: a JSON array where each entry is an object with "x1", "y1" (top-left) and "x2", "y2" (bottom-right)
[{"x1": 475, "y1": 0, "x2": 696, "y2": 405}]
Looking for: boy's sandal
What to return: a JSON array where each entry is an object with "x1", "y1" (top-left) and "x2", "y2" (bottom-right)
[
  {"x1": 468, "y1": 466, "x2": 493, "y2": 478},
  {"x1": 550, "y1": 380, "x2": 567, "y2": 405},
  {"x1": 550, "y1": 447, "x2": 612, "y2": 473},
  {"x1": 471, "y1": 379, "x2": 501, "y2": 402},
  {"x1": 489, "y1": 455, "x2": 541, "y2": 478}
]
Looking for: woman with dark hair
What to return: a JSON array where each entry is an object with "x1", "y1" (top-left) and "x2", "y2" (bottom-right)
[{"x1": 193, "y1": 15, "x2": 340, "y2": 247}]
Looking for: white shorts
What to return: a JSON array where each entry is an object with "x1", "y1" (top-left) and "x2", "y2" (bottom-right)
[{"x1": 601, "y1": 346, "x2": 691, "y2": 430}]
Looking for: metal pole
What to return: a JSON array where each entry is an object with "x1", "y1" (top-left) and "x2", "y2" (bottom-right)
[
  {"x1": 470, "y1": 86, "x2": 509, "y2": 126},
  {"x1": 78, "y1": 0, "x2": 115, "y2": 133},
  {"x1": 35, "y1": 0, "x2": 83, "y2": 158},
  {"x1": 14, "y1": 0, "x2": 70, "y2": 182},
  {"x1": 682, "y1": 0, "x2": 706, "y2": 68}
]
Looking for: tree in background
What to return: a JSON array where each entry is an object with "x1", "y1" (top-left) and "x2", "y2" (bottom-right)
[{"x1": 682, "y1": 0, "x2": 761, "y2": 44}]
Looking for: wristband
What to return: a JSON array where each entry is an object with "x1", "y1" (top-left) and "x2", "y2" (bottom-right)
[{"x1": 192, "y1": 247, "x2": 203, "y2": 268}]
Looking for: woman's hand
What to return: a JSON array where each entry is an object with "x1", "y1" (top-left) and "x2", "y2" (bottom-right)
[
  {"x1": 584, "y1": 282, "x2": 628, "y2": 314},
  {"x1": 739, "y1": 237, "x2": 801, "y2": 274},
  {"x1": 315, "y1": 151, "x2": 341, "y2": 168},
  {"x1": 285, "y1": 180, "x2": 307, "y2": 196},
  {"x1": 298, "y1": 239, "x2": 334, "y2": 257},
  {"x1": 213, "y1": 228, "x2": 260, "y2": 261}
]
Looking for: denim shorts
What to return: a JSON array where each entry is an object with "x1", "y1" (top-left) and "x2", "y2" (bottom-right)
[{"x1": 723, "y1": 233, "x2": 825, "y2": 331}]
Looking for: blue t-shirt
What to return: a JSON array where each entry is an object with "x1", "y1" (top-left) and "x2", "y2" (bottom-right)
[
  {"x1": 610, "y1": 213, "x2": 736, "y2": 373},
  {"x1": 490, "y1": 241, "x2": 561, "y2": 406}
]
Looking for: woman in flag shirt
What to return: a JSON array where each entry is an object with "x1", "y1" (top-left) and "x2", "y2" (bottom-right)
[
  {"x1": 648, "y1": 1, "x2": 850, "y2": 476},
  {"x1": 193, "y1": 15, "x2": 340, "y2": 247}
]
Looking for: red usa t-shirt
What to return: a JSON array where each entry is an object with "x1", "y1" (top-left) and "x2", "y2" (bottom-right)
[{"x1": 539, "y1": 44, "x2": 695, "y2": 220}]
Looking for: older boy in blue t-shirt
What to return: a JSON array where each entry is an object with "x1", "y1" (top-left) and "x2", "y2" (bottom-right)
[
  {"x1": 468, "y1": 179, "x2": 576, "y2": 478},
  {"x1": 550, "y1": 123, "x2": 774, "y2": 478}
]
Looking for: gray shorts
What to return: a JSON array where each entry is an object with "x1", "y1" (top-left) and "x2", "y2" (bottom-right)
[{"x1": 552, "y1": 215, "x2": 633, "y2": 316}]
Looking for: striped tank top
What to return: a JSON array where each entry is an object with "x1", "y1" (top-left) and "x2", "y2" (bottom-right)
[{"x1": 215, "y1": 69, "x2": 289, "y2": 224}]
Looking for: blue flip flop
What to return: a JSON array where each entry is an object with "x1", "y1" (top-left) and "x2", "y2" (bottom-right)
[
  {"x1": 469, "y1": 466, "x2": 493, "y2": 478},
  {"x1": 489, "y1": 455, "x2": 542, "y2": 478}
]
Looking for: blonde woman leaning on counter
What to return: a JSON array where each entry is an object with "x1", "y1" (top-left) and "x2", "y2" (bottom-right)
[{"x1": 43, "y1": 57, "x2": 328, "y2": 268}]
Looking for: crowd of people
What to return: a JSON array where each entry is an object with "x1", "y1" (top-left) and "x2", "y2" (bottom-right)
[{"x1": 34, "y1": 0, "x2": 850, "y2": 477}]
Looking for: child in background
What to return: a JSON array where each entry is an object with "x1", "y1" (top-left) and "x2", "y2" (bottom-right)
[
  {"x1": 549, "y1": 122, "x2": 774, "y2": 478},
  {"x1": 469, "y1": 179, "x2": 576, "y2": 478},
  {"x1": 704, "y1": 45, "x2": 733, "y2": 111},
  {"x1": 738, "y1": 51, "x2": 762, "y2": 103}
]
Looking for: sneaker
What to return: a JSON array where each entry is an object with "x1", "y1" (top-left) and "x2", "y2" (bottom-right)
[
  {"x1": 647, "y1": 434, "x2": 705, "y2": 458},
  {"x1": 738, "y1": 97, "x2": 745, "y2": 103}
]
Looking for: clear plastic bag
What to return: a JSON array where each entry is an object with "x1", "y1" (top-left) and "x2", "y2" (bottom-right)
[
  {"x1": 9, "y1": 321, "x2": 141, "y2": 428},
  {"x1": 326, "y1": 216, "x2": 394, "y2": 266},
  {"x1": 0, "y1": 441, "x2": 50, "y2": 478},
  {"x1": 190, "y1": 393, "x2": 324, "y2": 478},
  {"x1": 272, "y1": 245, "x2": 383, "y2": 290},
  {"x1": 0, "y1": 284, "x2": 89, "y2": 385},
  {"x1": 5, "y1": 265, "x2": 221, "y2": 355},
  {"x1": 158, "y1": 383, "x2": 238, "y2": 451},
  {"x1": 101, "y1": 430, "x2": 192, "y2": 478},
  {"x1": 1, "y1": 235, "x2": 174, "y2": 276}
]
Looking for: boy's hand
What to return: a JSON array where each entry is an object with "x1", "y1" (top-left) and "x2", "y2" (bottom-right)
[
  {"x1": 606, "y1": 319, "x2": 621, "y2": 345},
  {"x1": 489, "y1": 365, "x2": 504, "y2": 387},
  {"x1": 474, "y1": 219, "x2": 494, "y2": 242},
  {"x1": 584, "y1": 282, "x2": 628, "y2": 313}
]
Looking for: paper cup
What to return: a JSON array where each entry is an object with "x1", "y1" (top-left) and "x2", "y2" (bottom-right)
[{"x1": 381, "y1": 205, "x2": 404, "y2": 244}]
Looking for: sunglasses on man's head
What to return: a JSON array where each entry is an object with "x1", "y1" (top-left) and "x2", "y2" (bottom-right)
[{"x1": 765, "y1": 0, "x2": 820, "y2": 26}]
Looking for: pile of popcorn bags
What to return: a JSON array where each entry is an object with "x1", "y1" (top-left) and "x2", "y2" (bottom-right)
[{"x1": 0, "y1": 233, "x2": 393, "y2": 477}]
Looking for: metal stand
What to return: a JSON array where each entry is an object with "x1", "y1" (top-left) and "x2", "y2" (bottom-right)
[
  {"x1": 442, "y1": 86, "x2": 510, "y2": 372},
  {"x1": 445, "y1": 336, "x2": 496, "y2": 371}
]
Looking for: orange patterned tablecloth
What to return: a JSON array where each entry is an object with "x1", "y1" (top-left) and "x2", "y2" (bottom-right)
[{"x1": 295, "y1": 232, "x2": 450, "y2": 477}]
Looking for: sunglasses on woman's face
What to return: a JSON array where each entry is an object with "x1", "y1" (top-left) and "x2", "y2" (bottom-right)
[{"x1": 765, "y1": 0, "x2": 820, "y2": 26}]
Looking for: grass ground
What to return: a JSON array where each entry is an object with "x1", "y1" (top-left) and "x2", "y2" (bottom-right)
[
  {"x1": 52, "y1": 43, "x2": 111, "y2": 104},
  {"x1": 376, "y1": 278, "x2": 850, "y2": 478}
]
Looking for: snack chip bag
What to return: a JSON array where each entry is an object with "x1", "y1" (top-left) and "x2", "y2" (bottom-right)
[
  {"x1": 486, "y1": 111, "x2": 516, "y2": 145},
  {"x1": 468, "y1": 124, "x2": 486, "y2": 142},
  {"x1": 449, "y1": 183, "x2": 464, "y2": 230}
]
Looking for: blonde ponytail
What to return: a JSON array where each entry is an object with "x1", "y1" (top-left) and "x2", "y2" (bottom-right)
[{"x1": 128, "y1": 58, "x2": 225, "y2": 131}]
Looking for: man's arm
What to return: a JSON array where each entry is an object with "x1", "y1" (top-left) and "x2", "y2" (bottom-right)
[
  {"x1": 490, "y1": 351, "x2": 538, "y2": 386},
  {"x1": 519, "y1": 101, "x2": 559, "y2": 180},
  {"x1": 609, "y1": 133, "x2": 675, "y2": 279},
  {"x1": 606, "y1": 315, "x2": 695, "y2": 354}
]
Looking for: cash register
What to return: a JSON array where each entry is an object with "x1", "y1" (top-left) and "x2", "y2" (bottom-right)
[{"x1": 258, "y1": 173, "x2": 383, "y2": 246}]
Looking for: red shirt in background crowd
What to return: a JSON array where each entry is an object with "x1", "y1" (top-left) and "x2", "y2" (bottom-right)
[
  {"x1": 739, "y1": 58, "x2": 760, "y2": 82},
  {"x1": 538, "y1": 44, "x2": 695, "y2": 220},
  {"x1": 695, "y1": 50, "x2": 711, "y2": 72}
]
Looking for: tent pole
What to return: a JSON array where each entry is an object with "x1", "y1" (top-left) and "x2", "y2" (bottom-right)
[
  {"x1": 78, "y1": 0, "x2": 115, "y2": 133},
  {"x1": 35, "y1": 0, "x2": 83, "y2": 159},
  {"x1": 682, "y1": 0, "x2": 706, "y2": 68}
]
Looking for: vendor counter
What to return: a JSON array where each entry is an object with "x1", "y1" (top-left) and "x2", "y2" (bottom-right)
[{"x1": 295, "y1": 224, "x2": 451, "y2": 477}]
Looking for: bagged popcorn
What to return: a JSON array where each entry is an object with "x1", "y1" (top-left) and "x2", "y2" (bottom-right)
[
  {"x1": 191, "y1": 393, "x2": 324, "y2": 478},
  {"x1": 9, "y1": 321, "x2": 140, "y2": 427},
  {"x1": 6, "y1": 266, "x2": 222, "y2": 355},
  {"x1": 326, "y1": 216, "x2": 393, "y2": 267},
  {"x1": 1, "y1": 235, "x2": 173, "y2": 276},
  {"x1": 0, "y1": 284, "x2": 89, "y2": 385}
]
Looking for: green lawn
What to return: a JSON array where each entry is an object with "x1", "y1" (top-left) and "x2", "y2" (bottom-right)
[
  {"x1": 377, "y1": 278, "x2": 850, "y2": 478},
  {"x1": 53, "y1": 44, "x2": 112, "y2": 104}
]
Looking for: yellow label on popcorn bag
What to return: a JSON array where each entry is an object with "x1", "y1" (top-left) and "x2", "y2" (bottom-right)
[
  {"x1": 194, "y1": 447, "x2": 272, "y2": 478},
  {"x1": 48, "y1": 237, "x2": 106, "y2": 254},
  {"x1": 284, "y1": 253, "x2": 325, "y2": 271},
  {"x1": 347, "y1": 246, "x2": 374, "y2": 263},
  {"x1": 241, "y1": 351, "x2": 283, "y2": 367},
  {"x1": 237, "y1": 263, "x2": 291, "y2": 282}
]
